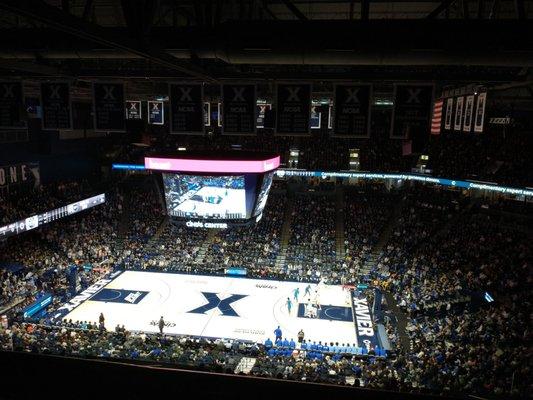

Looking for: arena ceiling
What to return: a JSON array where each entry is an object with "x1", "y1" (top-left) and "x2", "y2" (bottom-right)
[{"x1": 0, "y1": 0, "x2": 531, "y2": 84}]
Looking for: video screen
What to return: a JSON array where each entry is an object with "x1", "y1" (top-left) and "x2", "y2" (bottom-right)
[
  {"x1": 253, "y1": 171, "x2": 273, "y2": 217},
  {"x1": 163, "y1": 174, "x2": 247, "y2": 219}
]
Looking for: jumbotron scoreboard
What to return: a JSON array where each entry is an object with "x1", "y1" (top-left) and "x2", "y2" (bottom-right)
[{"x1": 144, "y1": 152, "x2": 280, "y2": 228}]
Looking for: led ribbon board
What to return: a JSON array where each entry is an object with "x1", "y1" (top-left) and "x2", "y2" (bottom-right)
[
  {"x1": 113, "y1": 164, "x2": 533, "y2": 198},
  {"x1": 0, "y1": 193, "x2": 106, "y2": 240}
]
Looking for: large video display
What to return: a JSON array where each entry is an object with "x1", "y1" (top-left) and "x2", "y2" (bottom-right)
[
  {"x1": 163, "y1": 174, "x2": 250, "y2": 220},
  {"x1": 253, "y1": 171, "x2": 273, "y2": 217}
]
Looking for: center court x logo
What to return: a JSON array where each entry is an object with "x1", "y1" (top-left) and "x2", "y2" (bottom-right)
[{"x1": 188, "y1": 292, "x2": 247, "y2": 317}]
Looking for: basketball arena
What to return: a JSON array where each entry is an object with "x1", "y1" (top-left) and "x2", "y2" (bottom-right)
[{"x1": 0, "y1": 3, "x2": 531, "y2": 400}]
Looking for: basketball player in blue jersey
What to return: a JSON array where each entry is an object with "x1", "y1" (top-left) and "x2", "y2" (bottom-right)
[
  {"x1": 304, "y1": 284, "x2": 312, "y2": 297},
  {"x1": 293, "y1": 287, "x2": 300, "y2": 301},
  {"x1": 286, "y1": 297, "x2": 292, "y2": 314}
]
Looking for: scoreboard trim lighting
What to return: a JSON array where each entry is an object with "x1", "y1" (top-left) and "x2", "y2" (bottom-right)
[{"x1": 144, "y1": 155, "x2": 280, "y2": 174}]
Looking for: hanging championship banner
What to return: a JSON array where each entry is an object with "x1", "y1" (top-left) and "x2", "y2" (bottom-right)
[
  {"x1": 0, "y1": 81, "x2": 24, "y2": 129},
  {"x1": 430, "y1": 99, "x2": 444, "y2": 135},
  {"x1": 256, "y1": 103, "x2": 271, "y2": 129},
  {"x1": 148, "y1": 101, "x2": 164, "y2": 125},
  {"x1": 221, "y1": 84, "x2": 256, "y2": 134},
  {"x1": 444, "y1": 97, "x2": 454, "y2": 130},
  {"x1": 204, "y1": 102, "x2": 211, "y2": 126},
  {"x1": 125, "y1": 100, "x2": 142, "y2": 120},
  {"x1": 454, "y1": 96, "x2": 464, "y2": 131},
  {"x1": 390, "y1": 84, "x2": 433, "y2": 139},
  {"x1": 474, "y1": 92, "x2": 487, "y2": 133},
  {"x1": 41, "y1": 82, "x2": 72, "y2": 130},
  {"x1": 463, "y1": 95, "x2": 475, "y2": 132},
  {"x1": 310, "y1": 103, "x2": 321, "y2": 129},
  {"x1": 216, "y1": 103, "x2": 222, "y2": 127},
  {"x1": 169, "y1": 83, "x2": 204, "y2": 134},
  {"x1": 333, "y1": 84, "x2": 372, "y2": 137},
  {"x1": 276, "y1": 83, "x2": 311, "y2": 135},
  {"x1": 93, "y1": 82, "x2": 125, "y2": 131}
]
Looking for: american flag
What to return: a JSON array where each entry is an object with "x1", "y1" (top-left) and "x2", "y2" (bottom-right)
[{"x1": 430, "y1": 99, "x2": 444, "y2": 135}]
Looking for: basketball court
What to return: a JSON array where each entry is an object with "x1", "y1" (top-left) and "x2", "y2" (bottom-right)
[{"x1": 53, "y1": 271, "x2": 359, "y2": 345}]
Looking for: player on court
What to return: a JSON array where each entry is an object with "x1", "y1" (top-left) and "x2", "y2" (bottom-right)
[
  {"x1": 304, "y1": 298, "x2": 317, "y2": 318},
  {"x1": 313, "y1": 289, "x2": 321, "y2": 311},
  {"x1": 286, "y1": 297, "x2": 292, "y2": 314},
  {"x1": 293, "y1": 287, "x2": 300, "y2": 301},
  {"x1": 304, "y1": 284, "x2": 312, "y2": 298}
]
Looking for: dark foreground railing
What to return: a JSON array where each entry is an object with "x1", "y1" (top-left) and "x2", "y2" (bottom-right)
[{"x1": 0, "y1": 350, "x2": 461, "y2": 400}]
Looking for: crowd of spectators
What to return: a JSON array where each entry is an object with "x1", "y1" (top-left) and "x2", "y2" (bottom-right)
[
  {"x1": 0, "y1": 180, "x2": 92, "y2": 226},
  {"x1": 285, "y1": 194, "x2": 337, "y2": 282},
  {"x1": 151, "y1": 126, "x2": 533, "y2": 188},
  {"x1": 427, "y1": 130, "x2": 533, "y2": 187},
  {"x1": 342, "y1": 186, "x2": 394, "y2": 277},
  {"x1": 0, "y1": 175, "x2": 531, "y2": 398},
  {"x1": 204, "y1": 192, "x2": 284, "y2": 271}
]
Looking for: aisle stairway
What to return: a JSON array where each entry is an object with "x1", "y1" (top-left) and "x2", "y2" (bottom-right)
[
  {"x1": 383, "y1": 291, "x2": 411, "y2": 352},
  {"x1": 194, "y1": 228, "x2": 219, "y2": 265},
  {"x1": 358, "y1": 196, "x2": 405, "y2": 279},
  {"x1": 274, "y1": 198, "x2": 294, "y2": 269},
  {"x1": 144, "y1": 218, "x2": 169, "y2": 252},
  {"x1": 335, "y1": 187, "x2": 345, "y2": 259}
]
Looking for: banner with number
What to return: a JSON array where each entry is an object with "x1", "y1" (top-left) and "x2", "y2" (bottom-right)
[
  {"x1": 444, "y1": 97, "x2": 454, "y2": 130},
  {"x1": 169, "y1": 83, "x2": 204, "y2": 134},
  {"x1": 275, "y1": 83, "x2": 311, "y2": 135},
  {"x1": 474, "y1": 92, "x2": 487, "y2": 133},
  {"x1": 221, "y1": 84, "x2": 256, "y2": 134},
  {"x1": 148, "y1": 101, "x2": 164, "y2": 125},
  {"x1": 390, "y1": 84, "x2": 433, "y2": 139},
  {"x1": 0, "y1": 82, "x2": 24, "y2": 129},
  {"x1": 333, "y1": 84, "x2": 372, "y2": 137},
  {"x1": 454, "y1": 96, "x2": 464, "y2": 131},
  {"x1": 463, "y1": 95, "x2": 475, "y2": 132},
  {"x1": 41, "y1": 82, "x2": 71, "y2": 130},
  {"x1": 93, "y1": 82, "x2": 125, "y2": 131},
  {"x1": 125, "y1": 100, "x2": 142, "y2": 120}
]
